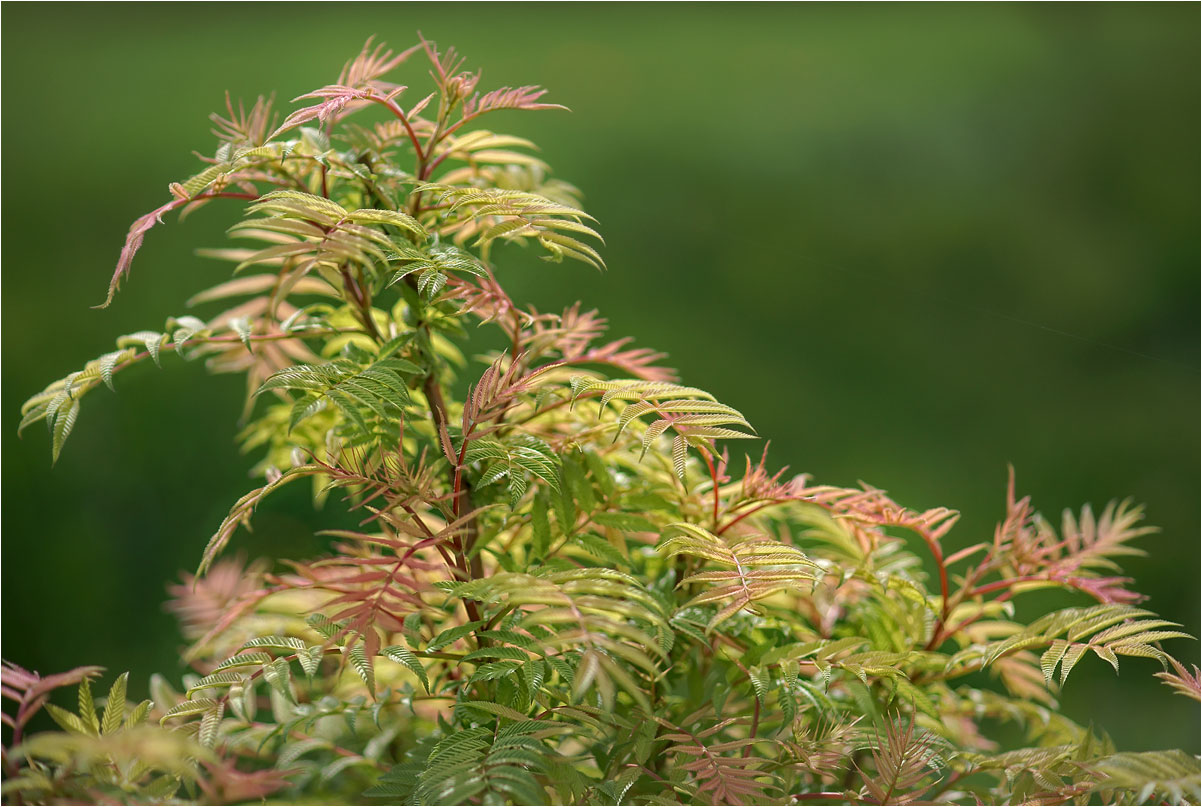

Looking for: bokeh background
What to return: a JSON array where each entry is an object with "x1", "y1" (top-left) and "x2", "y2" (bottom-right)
[{"x1": 3, "y1": 3, "x2": 1198, "y2": 753}]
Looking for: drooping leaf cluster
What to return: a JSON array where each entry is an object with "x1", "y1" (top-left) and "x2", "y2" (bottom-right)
[{"x1": 8, "y1": 36, "x2": 1199, "y2": 806}]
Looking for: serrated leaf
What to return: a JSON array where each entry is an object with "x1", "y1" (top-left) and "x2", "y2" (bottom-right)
[
  {"x1": 100, "y1": 672, "x2": 128, "y2": 735},
  {"x1": 229, "y1": 317, "x2": 253, "y2": 352},
  {"x1": 346, "y1": 208, "x2": 426, "y2": 236},
  {"x1": 748, "y1": 667, "x2": 769, "y2": 703},
  {"x1": 382, "y1": 644, "x2": 430, "y2": 693},
  {"x1": 470, "y1": 661, "x2": 522, "y2": 684},
  {"x1": 1041, "y1": 640, "x2": 1070, "y2": 685},
  {"x1": 1059, "y1": 643, "x2": 1088, "y2": 686},
  {"x1": 123, "y1": 699, "x2": 151, "y2": 729},
  {"x1": 160, "y1": 699, "x2": 219, "y2": 723},
  {"x1": 262, "y1": 657, "x2": 294, "y2": 703},
  {"x1": 428, "y1": 621, "x2": 485, "y2": 653},
  {"x1": 98, "y1": 351, "x2": 128, "y2": 392},
  {"x1": 214, "y1": 652, "x2": 273, "y2": 672},
  {"x1": 307, "y1": 612, "x2": 348, "y2": 640},
  {"x1": 198, "y1": 701, "x2": 224, "y2": 748},
  {"x1": 187, "y1": 671, "x2": 247, "y2": 696},
  {"x1": 462, "y1": 646, "x2": 533, "y2": 664},
  {"x1": 50, "y1": 396, "x2": 80, "y2": 464},
  {"x1": 44, "y1": 703, "x2": 88, "y2": 735},
  {"x1": 454, "y1": 701, "x2": 531, "y2": 722},
  {"x1": 77, "y1": 679, "x2": 99, "y2": 734},
  {"x1": 297, "y1": 646, "x2": 325, "y2": 677},
  {"x1": 350, "y1": 644, "x2": 375, "y2": 693},
  {"x1": 672, "y1": 435, "x2": 688, "y2": 479},
  {"x1": 126, "y1": 331, "x2": 166, "y2": 367},
  {"x1": 240, "y1": 635, "x2": 308, "y2": 653}
]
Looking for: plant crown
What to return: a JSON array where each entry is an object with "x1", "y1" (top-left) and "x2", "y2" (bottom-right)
[{"x1": 8, "y1": 37, "x2": 1200, "y2": 806}]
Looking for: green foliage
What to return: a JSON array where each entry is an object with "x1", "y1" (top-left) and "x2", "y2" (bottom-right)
[
  {"x1": 2, "y1": 667, "x2": 205, "y2": 803},
  {"x1": 257, "y1": 334, "x2": 420, "y2": 439},
  {"x1": 657, "y1": 522, "x2": 820, "y2": 630},
  {"x1": 8, "y1": 35, "x2": 1198, "y2": 806}
]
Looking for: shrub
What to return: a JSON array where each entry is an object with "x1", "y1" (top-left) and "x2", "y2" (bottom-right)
[{"x1": 7, "y1": 37, "x2": 1199, "y2": 806}]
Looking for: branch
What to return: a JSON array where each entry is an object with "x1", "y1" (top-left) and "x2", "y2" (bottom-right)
[{"x1": 100, "y1": 191, "x2": 261, "y2": 308}]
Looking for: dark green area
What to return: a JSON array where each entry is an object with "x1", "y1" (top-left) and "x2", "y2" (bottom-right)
[{"x1": 3, "y1": 3, "x2": 1197, "y2": 753}]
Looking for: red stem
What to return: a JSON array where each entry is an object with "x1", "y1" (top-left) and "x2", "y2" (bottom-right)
[
  {"x1": 970, "y1": 575, "x2": 1040, "y2": 598},
  {"x1": 419, "y1": 364, "x2": 483, "y2": 622},
  {"x1": 192, "y1": 191, "x2": 260, "y2": 203},
  {"x1": 365, "y1": 95, "x2": 424, "y2": 162},
  {"x1": 931, "y1": 587, "x2": 1023, "y2": 648},
  {"x1": 94, "y1": 328, "x2": 352, "y2": 385},
  {"x1": 716, "y1": 499, "x2": 786, "y2": 536},
  {"x1": 920, "y1": 530, "x2": 952, "y2": 645},
  {"x1": 927, "y1": 577, "x2": 1030, "y2": 648},
  {"x1": 340, "y1": 267, "x2": 382, "y2": 342},
  {"x1": 424, "y1": 147, "x2": 455, "y2": 177}
]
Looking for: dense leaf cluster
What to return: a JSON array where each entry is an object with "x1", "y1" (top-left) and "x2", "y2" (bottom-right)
[{"x1": 6, "y1": 38, "x2": 1199, "y2": 806}]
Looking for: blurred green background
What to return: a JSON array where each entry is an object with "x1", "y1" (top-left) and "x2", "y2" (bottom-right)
[{"x1": 3, "y1": 3, "x2": 1197, "y2": 752}]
